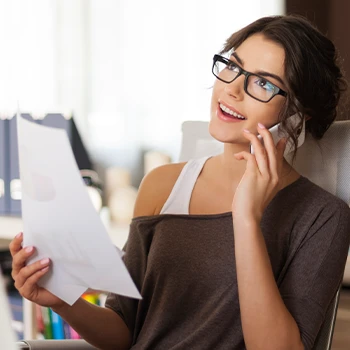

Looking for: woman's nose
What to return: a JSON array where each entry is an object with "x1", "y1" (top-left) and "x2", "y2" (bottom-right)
[{"x1": 224, "y1": 75, "x2": 245, "y2": 100}]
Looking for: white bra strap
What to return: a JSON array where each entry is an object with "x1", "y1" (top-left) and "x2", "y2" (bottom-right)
[{"x1": 160, "y1": 156, "x2": 210, "y2": 215}]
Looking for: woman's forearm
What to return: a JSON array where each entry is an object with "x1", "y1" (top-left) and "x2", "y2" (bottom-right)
[
  {"x1": 52, "y1": 298, "x2": 131, "y2": 350},
  {"x1": 233, "y1": 219, "x2": 304, "y2": 350}
]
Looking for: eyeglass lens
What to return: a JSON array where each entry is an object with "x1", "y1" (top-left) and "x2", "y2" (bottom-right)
[{"x1": 213, "y1": 60, "x2": 276, "y2": 102}]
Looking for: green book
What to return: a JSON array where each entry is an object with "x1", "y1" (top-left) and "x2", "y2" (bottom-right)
[{"x1": 40, "y1": 306, "x2": 53, "y2": 339}]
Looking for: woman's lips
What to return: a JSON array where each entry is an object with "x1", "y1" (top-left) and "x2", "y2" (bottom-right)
[{"x1": 216, "y1": 105, "x2": 246, "y2": 123}]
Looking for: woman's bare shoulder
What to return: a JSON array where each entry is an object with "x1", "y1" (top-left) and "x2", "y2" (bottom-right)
[{"x1": 133, "y1": 162, "x2": 187, "y2": 217}]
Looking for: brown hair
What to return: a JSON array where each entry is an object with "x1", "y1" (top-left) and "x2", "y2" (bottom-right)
[{"x1": 220, "y1": 15, "x2": 347, "y2": 160}]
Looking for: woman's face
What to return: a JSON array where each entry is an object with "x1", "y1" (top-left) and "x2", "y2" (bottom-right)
[{"x1": 209, "y1": 33, "x2": 287, "y2": 145}]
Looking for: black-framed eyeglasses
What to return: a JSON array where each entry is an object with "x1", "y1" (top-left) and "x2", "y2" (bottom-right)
[{"x1": 212, "y1": 54, "x2": 287, "y2": 103}]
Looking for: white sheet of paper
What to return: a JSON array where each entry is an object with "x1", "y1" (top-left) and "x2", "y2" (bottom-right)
[{"x1": 17, "y1": 115, "x2": 141, "y2": 305}]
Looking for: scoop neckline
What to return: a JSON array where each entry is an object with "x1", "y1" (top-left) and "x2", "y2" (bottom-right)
[{"x1": 132, "y1": 175, "x2": 308, "y2": 222}]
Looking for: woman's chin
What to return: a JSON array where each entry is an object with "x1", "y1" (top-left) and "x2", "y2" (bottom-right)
[{"x1": 209, "y1": 120, "x2": 240, "y2": 144}]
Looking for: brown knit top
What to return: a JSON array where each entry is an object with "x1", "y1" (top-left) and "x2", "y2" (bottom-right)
[{"x1": 106, "y1": 176, "x2": 350, "y2": 349}]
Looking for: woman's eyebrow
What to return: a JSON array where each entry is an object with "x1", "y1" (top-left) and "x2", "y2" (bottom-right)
[
  {"x1": 231, "y1": 52, "x2": 243, "y2": 66},
  {"x1": 230, "y1": 52, "x2": 285, "y2": 87},
  {"x1": 255, "y1": 70, "x2": 285, "y2": 86}
]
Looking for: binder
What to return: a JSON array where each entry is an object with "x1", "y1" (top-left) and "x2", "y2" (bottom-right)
[
  {"x1": 0, "y1": 118, "x2": 9, "y2": 214},
  {"x1": 40, "y1": 114, "x2": 93, "y2": 170},
  {"x1": 8, "y1": 114, "x2": 34, "y2": 215},
  {"x1": 7, "y1": 292, "x2": 24, "y2": 340},
  {"x1": 8, "y1": 113, "x2": 91, "y2": 216},
  {"x1": 71, "y1": 118, "x2": 92, "y2": 170},
  {"x1": 39, "y1": 113, "x2": 72, "y2": 143}
]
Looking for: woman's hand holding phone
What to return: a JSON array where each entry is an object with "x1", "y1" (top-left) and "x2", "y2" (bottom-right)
[
  {"x1": 250, "y1": 113, "x2": 305, "y2": 156},
  {"x1": 232, "y1": 123, "x2": 287, "y2": 226}
]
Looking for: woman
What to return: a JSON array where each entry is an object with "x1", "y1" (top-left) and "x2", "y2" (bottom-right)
[{"x1": 10, "y1": 15, "x2": 350, "y2": 350}]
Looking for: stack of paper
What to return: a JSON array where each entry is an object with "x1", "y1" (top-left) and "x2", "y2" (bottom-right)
[{"x1": 17, "y1": 114, "x2": 141, "y2": 305}]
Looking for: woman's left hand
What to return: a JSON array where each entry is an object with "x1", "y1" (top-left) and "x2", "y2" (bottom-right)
[{"x1": 232, "y1": 123, "x2": 287, "y2": 225}]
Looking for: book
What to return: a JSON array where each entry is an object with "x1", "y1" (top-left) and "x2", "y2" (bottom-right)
[
  {"x1": 68, "y1": 325, "x2": 81, "y2": 339},
  {"x1": 7, "y1": 291, "x2": 23, "y2": 340},
  {"x1": 50, "y1": 309, "x2": 65, "y2": 339},
  {"x1": 40, "y1": 306, "x2": 53, "y2": 339},
  {"x1": 35, "y1": 304, "x2": 44, "y2": 335},
  {"x1": 63, "y1": 319, "x2": 71, "y2": 339}
]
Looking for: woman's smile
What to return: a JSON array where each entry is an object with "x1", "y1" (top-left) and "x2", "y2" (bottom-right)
[
  {"x1": 217, "y1": 102, "x2": 247, "y2": 123},
  {"x1": 216, "y1": 104, "x2": 246, "y2": 123}
]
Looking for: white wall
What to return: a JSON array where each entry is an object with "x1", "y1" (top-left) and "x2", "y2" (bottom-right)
[
  {"x1": 87, "y1": 0, "x2": 285, "y2": 168},
  {"x1": 0, "y1": 0, "x2": 285, "y2": 182}
]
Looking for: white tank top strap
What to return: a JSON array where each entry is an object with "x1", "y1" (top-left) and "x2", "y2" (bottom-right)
[{"x1": 160, "y1": 156, "x2": 210, "y2": 215}]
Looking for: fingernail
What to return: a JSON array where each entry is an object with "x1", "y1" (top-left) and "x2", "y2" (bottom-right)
[
  {"x1": 25, "y1": 246, "x2": 33, "y2": 253},
  {"x1": 41, "y1": 266, "x2": 49, "y2": 272},
  {"x1": 16, "y1": 232, "x2": 23, "y2": 239},
  {"x1": 243, "y1": 129, "x2": 250, "y2": 133},
  {"x1": 40, "y1": 258, "x2": 50, "y2": 265},
  {"x1": 258, "y1": 123, "x2": 266, "y2": 129}
]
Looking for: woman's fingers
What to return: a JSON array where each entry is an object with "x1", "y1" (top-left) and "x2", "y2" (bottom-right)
[
  {"x1": 15, "y1": 258, "x2": 50, "y2": 290},
  {"x1": 18, "y1": 266, "x2": 50, "y2": 299},
  {"x1": 256, "y1": 123, "x2": 286, "y2": 179},
  {"x1": 234, "y1": 151, "x2": 258, "y2": 174},
  {"x1": 9, "y1": 232, "x2": 23, "y2": 257},
  {"x1": 11, "y1": 243, "x2": 36, "y2": 280},
  {"x1": 242, "y1": 129, "x2": 269, "y2": 176}
]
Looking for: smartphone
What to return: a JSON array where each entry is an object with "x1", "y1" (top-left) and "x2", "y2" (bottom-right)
[{"x1": 250, "y1": 113, "x2": 305, "y2": 156}]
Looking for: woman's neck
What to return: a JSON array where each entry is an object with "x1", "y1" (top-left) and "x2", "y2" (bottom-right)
[{"x1": 207, "y1": 144, "x2": 300, "y2": 191}]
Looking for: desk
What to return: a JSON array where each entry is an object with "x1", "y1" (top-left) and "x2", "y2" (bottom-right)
[{"x1": 0, "y1": 213, "x2": 130, "y2": 339}]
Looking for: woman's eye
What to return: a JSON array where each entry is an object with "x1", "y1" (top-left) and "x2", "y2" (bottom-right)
[
  {"x1": 255, "y1": 78, "x2": 275, "y2": 91},
  {"x1": 227, "y1": 63, "x2": 239, "y2": 72}
]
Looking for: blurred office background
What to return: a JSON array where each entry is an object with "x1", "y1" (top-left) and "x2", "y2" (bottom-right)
[
  {"x1": 1, "y1": 0, "x2": 350, "y2": 347},
  {"x1": 1, "y1": 0, "x2": 349, "y2": 185},
  {"x1": 0, "y1": 0, "x2": 285, "y2": 187}
]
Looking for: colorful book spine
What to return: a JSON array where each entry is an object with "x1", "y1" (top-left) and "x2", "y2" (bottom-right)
[
  {"x1": 40, "y1": 306, "x2": 53, "y2": 339},
  {"x1": 35, "y1": 304, "x2": 44, "y2": 335},
  {"x1": 63, "y1": 319, "x2": 71, "y2": 339},
  {"x1": 69, "y1": 325, "x2": 81, "y2": 339},
  {"x1": 7, "y1": 291, "x2": 23, "y2": 340},
  {"x1": 36, "y1": 293, "x2": 106, "y2": 339},
  {"x1": 50, "y1": 309, "x2": 65, "y2": 339}
]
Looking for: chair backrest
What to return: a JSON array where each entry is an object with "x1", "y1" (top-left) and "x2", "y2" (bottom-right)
[
  {"x1": 180, "y1": 120, "x2": 350, "y2": 204},
  {"x1": 313, "y1": 285, "x2": 341, "y2": 350},
  {"x1": 179, "y1": 120, "x2": 350, "y2": 350}
]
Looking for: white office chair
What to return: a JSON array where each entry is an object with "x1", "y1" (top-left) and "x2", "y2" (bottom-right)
[
  {"x1": 180, "y1": 120, "x2": 350, "y2": 206},
  {"x1": 179, "y1": 120, "x2": 350, "y2": 285},
  {"x1": 179, "y1": 120, "x2": 350, "y2": 350},
  {"x1": 17, "y1": 120, "x2": 350, "y2": 350}
]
